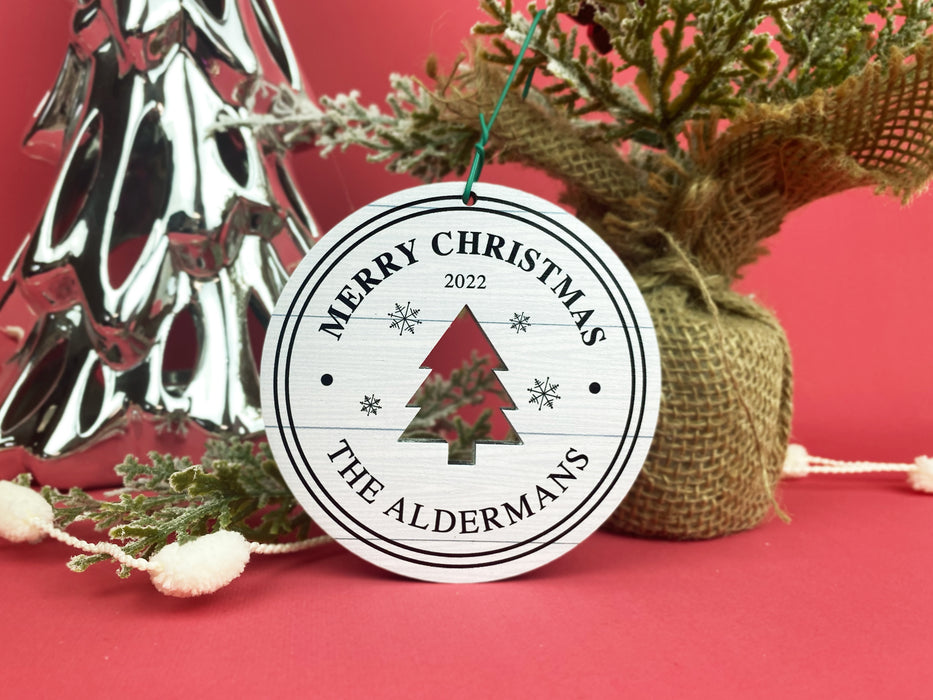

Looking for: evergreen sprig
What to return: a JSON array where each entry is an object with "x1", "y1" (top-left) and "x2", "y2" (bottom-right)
[
  {"x1": 260, "y1": 0, "x2": 932, "y2": 165},
  {"x1": 401, "y1": 354, "x2": 498, "y2": 445},
  {"x1": 760, "y1": 0, "x2": 933, "y2": 101},
  {"x1": 243, "y1": 70, "x2": 480, "y2": 181},
  {"x1": 399, "y1": 351, "x2": 520, "y2": 463},
  {"x1": 475, "y1": 0, "x2": 933, "y2": 151},
  {"x1": 38, "y1": 440, "x2": 309, "y2": 577}
]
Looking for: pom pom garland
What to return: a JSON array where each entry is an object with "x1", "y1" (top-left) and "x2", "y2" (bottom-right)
[
  {"x1": 782, "y1": 445, "x2": 933, "y2": 493},
  {"x1": 0, "y1": 479, "x2": 331, "y2": 596},
  {"x1": 3, "y1": 443, "x2": 927, "y2": 595}
]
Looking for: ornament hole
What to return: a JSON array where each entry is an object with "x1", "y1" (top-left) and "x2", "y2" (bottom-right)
[
  {"x1": 197, "y1": 0, "x2": 226, "y2": 21},
  {"x1": 114, "y1": 110, "x2": 171, "y2": 248},
  {"x1": 215, "y1": 127, "x2": 250, "y2": 187},
  {"x1": 1, "y1": 340, "x2": 67, "y2": 434},
  {"x1": 251, "y1": 0, "x2": 294, "y2": 84},
  {"x1": 246, "y1": 293, "x2": 268, "y2": 373},
  {"x1": 50, "y1": 114, "x2": 102, "y2": 247},
  {"x1": 162, "y1": 307, "x2": 199, "y2": 397}
]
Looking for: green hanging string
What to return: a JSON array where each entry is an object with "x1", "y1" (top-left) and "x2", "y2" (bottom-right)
[{"x1": 462, "y1": 9, "x2": 545, "y2": 204}]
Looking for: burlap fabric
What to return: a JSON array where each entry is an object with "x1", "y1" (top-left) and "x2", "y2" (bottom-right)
[{"x1": 435, "y1": 43, "x2": 933, "y2": 538}]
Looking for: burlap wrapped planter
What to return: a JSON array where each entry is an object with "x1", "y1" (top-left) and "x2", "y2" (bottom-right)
[
  {"x1": 606, "y1": 284, "x2": 793, "y2": 539},
  {"x1": 424, "y1": 44, "x2": 933, "y2": 538}
]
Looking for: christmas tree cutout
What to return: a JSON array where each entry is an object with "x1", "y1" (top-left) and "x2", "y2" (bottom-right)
[{"x1": 399, "y1": 305, "x2": 521, "y2": 464}]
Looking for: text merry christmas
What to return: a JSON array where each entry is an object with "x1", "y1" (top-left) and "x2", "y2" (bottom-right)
[{"x1": 317, "y1": 230, "x2": 606, "y2": 345}]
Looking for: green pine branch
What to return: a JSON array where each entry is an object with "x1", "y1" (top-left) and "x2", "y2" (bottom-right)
[
  {"x1": 38, "y1": 440, "x2": 310, "y2": 577},
  {"x1": 252, "y1": 0, "x2": 931, "y2": 167},
  {"x1": 400, "y1": 352, "x2": 504, "y2": 445},
  {"x1": 400, "y1": 349, "x2": 519, "y2": 464}
]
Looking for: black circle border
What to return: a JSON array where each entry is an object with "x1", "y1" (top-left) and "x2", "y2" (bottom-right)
[{"x1": 271, "y1": 190, "x2": 652, "y2": 570}]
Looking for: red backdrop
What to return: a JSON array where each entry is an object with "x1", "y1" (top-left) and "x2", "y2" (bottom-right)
[
  {"x1": 2, "y1": 1, "x2": 929, "y2": 468},
  {"x1": 1, "y1": 5, "x2": 932, "y2": 699}
]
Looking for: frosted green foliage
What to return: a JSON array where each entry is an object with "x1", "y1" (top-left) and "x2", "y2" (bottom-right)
[
  {"x1": 247, "y1": 70, "x2": 479, "y2": 181},
  {"x1": 761, "y1": 0, "x2": 933, "y2": 101},
  {"x1": 38, "y1": 440, "x2": 310, "y2": 577},
  {"x1": 475, "y1": 0, "x2": 933, "y2": 151},
  {"x1": 400, "y1": 349, "x2": 522, "y2": 463},
  {"x1": 277, "y1": 0, "x2": 931, "y2": 165},
  {"x1": 314, "y1": 75, "x2": 478, "y2": 181},
  {"x1": 399, "y1": 353, "x2": 513, "y2": 463}
]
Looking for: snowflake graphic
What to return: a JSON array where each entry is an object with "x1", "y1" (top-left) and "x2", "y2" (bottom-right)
[
  {"x1": 360, "y1": 394, "x2": 382, "y2": 416},
  {"x1": 528, "y1": 377, "x2": 561, "y2": 411},
  {"x1": 388, "y1": 301, "x2": 422, "y2": 336},
  {"x1": 509, "y1": 312, "x2": 531, "y2": 333}
]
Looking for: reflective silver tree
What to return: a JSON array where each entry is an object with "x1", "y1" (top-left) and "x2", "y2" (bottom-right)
[{"x1": 0, "y1": 0, "x2": 317, "y2": 483}]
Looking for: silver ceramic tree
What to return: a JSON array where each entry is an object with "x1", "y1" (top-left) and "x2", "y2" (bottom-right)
[{"x1": 0, "y1": 0, "x2": 318, "y2": 485}]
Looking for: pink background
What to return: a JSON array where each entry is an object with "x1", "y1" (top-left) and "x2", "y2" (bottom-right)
[{"x1": 1, "y1": 3, "x2": 931, "y2": 698}]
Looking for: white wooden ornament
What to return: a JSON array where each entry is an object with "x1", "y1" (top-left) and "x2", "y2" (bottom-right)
[{"x1": 261, "y1": 183, "x2": 661, "y2": 582}]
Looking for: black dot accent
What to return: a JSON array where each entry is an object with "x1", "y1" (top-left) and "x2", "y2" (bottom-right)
[
  {"x1": 321, "y1": 374, "x2": 333, "y2": 386},
  {"x1": 589, "y1": 382, "x2": 601, "y2": 394}
]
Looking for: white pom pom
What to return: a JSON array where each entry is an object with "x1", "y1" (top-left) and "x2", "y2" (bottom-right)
[
  {"x1": 148, "y1": 530, "x2": 251, "y2": 597},
  {"x1": 908, "y1": 456, "x2": 933, "y2": 494},
  {"x1": 782, "y1": 444, "x2": 811, "y2": 478},
  {"x1": 0, "y1": 481, "x2": 54, "y2": 543}
]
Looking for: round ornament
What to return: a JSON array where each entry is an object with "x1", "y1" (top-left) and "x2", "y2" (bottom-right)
[{"x1": 262, "y1": 182, "x2": 660, "y2": 582}]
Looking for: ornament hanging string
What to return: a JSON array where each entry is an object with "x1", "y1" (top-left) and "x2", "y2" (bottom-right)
[{"x1": 462, "y1": 9, "x2": 545, "y2": 204}]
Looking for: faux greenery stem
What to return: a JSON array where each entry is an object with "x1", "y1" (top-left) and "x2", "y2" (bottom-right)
[{"x1": 33, "y1": 441, "x2": 311, "y2": 577}]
